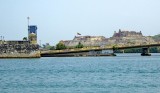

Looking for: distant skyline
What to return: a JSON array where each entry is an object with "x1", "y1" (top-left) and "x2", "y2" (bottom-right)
[{"x1": 0, "y1": 0, "x2": 160, "y2": 45}]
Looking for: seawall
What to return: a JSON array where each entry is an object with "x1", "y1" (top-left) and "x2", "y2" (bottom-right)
[{"x1": 0, "y1": 51, "x2": 41, "y2": 58}]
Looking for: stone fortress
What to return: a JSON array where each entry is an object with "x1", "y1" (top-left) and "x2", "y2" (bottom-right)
[
  {"x1": 61, "y1": 36, "x2": 108, "y2": 47},
  {"x1": 61, "y1": 29, "x2": 156, "y2": 47},
  {"x1": 0, "y1": 25, "x2": 40, "y2": 58}
]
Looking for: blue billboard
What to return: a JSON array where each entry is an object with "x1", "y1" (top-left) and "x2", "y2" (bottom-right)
[{"x1": 28, "y1": 25, "x2": 37, "y2": 34}]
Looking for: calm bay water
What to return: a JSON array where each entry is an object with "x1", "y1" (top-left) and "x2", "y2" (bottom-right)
[{"x1": 0, "y1": 53, "x2": 160, "y2": 93}]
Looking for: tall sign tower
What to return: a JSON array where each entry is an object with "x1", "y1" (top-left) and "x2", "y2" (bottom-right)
[{"x1": 27, "y1": 17, "x2": 37, "y2": 44}]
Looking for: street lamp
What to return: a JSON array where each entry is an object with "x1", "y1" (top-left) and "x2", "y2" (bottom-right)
[{"x1": 0, "y1": 36, "x2": 2, "y2": 44}]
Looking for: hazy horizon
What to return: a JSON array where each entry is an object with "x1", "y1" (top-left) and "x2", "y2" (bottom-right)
[{"x1": 0, "y1": 0, "x2": 160, "y2": 45}]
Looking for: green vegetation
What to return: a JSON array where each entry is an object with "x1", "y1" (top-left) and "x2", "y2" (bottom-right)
[
  {"x1": 42, "y1": 43, "x2": 55, "y2": 50},
  {"x1": 115, "y1": 47, "x2": 160, "y2": 53},
  {"x1": 45, "y1": 46, "x2": 55, "y2": 50},
  {"x1": 56, "y1": 42, "x2": 67, "y2": 50},
  {"x1": 152, "y1": 34, "x2": 160, "y2": 42},
  {"x1": 112, "y1": 45, "x2": 118, "y2": 52},
  {"x1": 49, "y1": 46, "x2": 55, "y2": 50},
  {"x1": 149, "y1": 47, "x2": 160, "y2": 53},
  {"x1": 23, "y1": 37, "x2": 27, "y2": 41},
  {"x1": 124, "y1": 48, "x2": 142, "y2": 53},
  {"x1": 75, "y1": 42, "x2": 84, "y2": 48}
]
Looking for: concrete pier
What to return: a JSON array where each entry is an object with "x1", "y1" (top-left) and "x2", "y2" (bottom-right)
[{"x1": 141, "y1": 47, "x2": 151, "y2": 56}]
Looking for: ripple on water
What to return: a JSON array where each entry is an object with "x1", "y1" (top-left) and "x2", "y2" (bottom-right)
[{"x1": 0, "y1": 55, "x2": 160, "y2": 93}]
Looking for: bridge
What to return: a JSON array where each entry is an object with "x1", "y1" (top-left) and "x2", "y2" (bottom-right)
[{"x1": 41, "y1": 43, "x2": 160, "y2": 57}]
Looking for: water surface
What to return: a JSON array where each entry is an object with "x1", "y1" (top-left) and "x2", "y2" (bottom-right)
[{"x1": 0, "y1": 53, "x2": 160, "y2": 93}]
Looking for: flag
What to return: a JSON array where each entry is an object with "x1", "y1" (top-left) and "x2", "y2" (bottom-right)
[{"x1": 77, "y1": 32, "x2": 81, "y2": 35}]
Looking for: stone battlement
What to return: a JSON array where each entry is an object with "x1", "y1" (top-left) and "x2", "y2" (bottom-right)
[
  {"x1": 0, "y1": 40, "x2": 40, "y2": 58},
  {"x1": 61, "y1": 36, "x2": 108, "y2": 47},
  {"x1": 113, "y1": 29, "x2": 142, "y2": 37},
  {"x1": 73, "y1": 36, "x2": 106, "y2": 41}
]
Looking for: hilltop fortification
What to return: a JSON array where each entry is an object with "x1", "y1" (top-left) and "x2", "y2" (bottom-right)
[
  {"x1": 60, "y1": 29, "x2": 156, "y2": 47},
  {"x1": 61, "y1": 36, "x2": 108, "y2": 47},
  {"x1": 113, "y1": 29, "x2": 142, "y2": 37},
  {"x1": 109, "y1": 29, "x2": 155, "y2": 46}
]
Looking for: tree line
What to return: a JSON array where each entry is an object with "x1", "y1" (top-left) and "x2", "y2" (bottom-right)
[
  {"x1": 42, "y1": 42, "x2": 84, "y2": 50},
  {"x1": 114, "y1": 47, "x2": 160, "y2": 53}
]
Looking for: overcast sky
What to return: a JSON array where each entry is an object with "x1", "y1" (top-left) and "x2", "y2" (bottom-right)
[{"x1": 0, "y1": 0, "x2": 160, "y2": 45}]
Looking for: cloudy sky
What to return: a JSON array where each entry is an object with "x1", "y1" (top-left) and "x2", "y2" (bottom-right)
[{"x1": 0, "y1": 0, "x2": 160, "y2": 45}]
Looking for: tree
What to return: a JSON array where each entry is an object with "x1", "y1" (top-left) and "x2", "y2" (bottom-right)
[
  {"x1": 42, "y1": 43, "x2": 53, "y2": 50},
  {"x1": 112, "y1": 45, "x2": 118, "y2": 53},
  {"x1": 50, "y1": 46, "x2": 55, "y2": 50},
  {"x1": 152, "y1": 34, "x2": 160, "y2": 42},
  {"x1": 23, "y1": 37, "x2": 27, "y2": 41},
  {"x1": 56, "y1": 42, "x2": 66, "y2": 50},
  {"x1": 75, "y1": 42, "x2": 84, "y2": 48}
]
